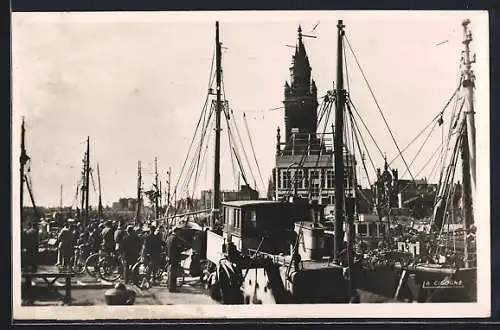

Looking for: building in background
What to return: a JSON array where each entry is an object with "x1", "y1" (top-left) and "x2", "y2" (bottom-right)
[
  {"x1": 272, "y1": 26, "x2": 356, "y2": 216},
  {"x1": 200, "y1": 185, "x2": 259, "y2": 210}
]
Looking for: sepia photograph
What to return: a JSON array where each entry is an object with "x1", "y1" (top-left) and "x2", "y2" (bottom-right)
[{"x1": 11, "y1": 10, "x2": 490, "y2": 320}]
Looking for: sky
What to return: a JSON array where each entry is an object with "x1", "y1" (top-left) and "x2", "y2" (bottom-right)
[{"x1": 11, "y1": 11, "x2": 489, "y2": 208}]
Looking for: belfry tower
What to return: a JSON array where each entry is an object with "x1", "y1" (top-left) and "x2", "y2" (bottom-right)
[
  {"x1": 272, "y1": 25, "x2": 356, "y2": 214},
  {"x1": 283, "y1": 26, "x2": 320, "y2": 148}
]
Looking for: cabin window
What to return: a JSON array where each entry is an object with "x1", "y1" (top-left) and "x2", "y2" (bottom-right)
[
  {"x1": 250, "y1": 210, "x2": 257, "y2": 228},
  {"x1": 228, "y1": 208, "x2": 234, "y2": 227},
  {"x1": 368, "y1": 223, "x2": 377, "y2": 237},
  {"x1": 321, "y1": 197, "x2": 330, "y2": 205},
  {"x1": 358, "y1": 223, "x2": 368, "y2": 236},
  {"x1": 236, "y1": 209, "x2": 241, "y2": 228},
  {"x1": 325, "y1": 170, "x2": 334, "y2": 189}
]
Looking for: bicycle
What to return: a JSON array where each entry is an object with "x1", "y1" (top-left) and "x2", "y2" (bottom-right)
[
  {"x1": 97, "y1": 252, "x2": 126, "y2": 282},
  {"x1": 131, "y1": 252, "x2": 187, "y2": 290},
  {"x1": 71, "y1": 244, "x2": 89, "y2": 274},
  {"x1": 85, "y1": 249, "x2": 116, "y2": 278}
]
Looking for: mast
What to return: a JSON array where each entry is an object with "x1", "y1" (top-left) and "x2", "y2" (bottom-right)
[
  {"x1": 334, "y1": 20, "x2": 347, "y2": 259},
  {"x1": 136, "y1": 160, "x2": 142, "y2": 226},
  {"x1": 159, "y1": 181, "x2": 162, "y2": 210},
  {"x1": 97, "y1": 163, "x2": 103, "y2": 220},
  {"x1": 59, "y1": 184, "x2": 63, "y2": 211},
  {"x1": 20, "y1": 117, "x2": 29, "y2": 224},
  {"x1": 167, "y1": 167, "x2": 171, "y2": 207},
  {"x1": 80, "y1": 150, "x2": 86, "y2": 222},
  {"x1": 461, "y1": 19, "x2": 476, "y2": 267},
  {"x1": 25, "y1": 175, "x2": 41, "y2": 221},
  {"x1": 211, "y1": 21, "x2": 222, "y2": 228},
  {"x1": 461, "y1": 19, "x2": 476, "y2": 203},
  {"x1": 154, "y1": 157, "x2": 159, "y2": 219},
  {"x1": 84, "y1": 137, "x2": 90, "y2": 227}
]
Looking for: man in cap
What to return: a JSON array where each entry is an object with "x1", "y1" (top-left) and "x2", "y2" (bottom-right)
[
  {"x1": 141, "y1": 226, "x2": 162, "y2": 284},
  {"x1": 122, "y1": 225, "x2": 141, "y2": 283},
  {"x1": 165, "y1": 228, "x2": 183, "y2": 292},
  {"x1": 57, "y1": 222, "x2": 74, "y2": 270},
  {"x1": 114, "y1": 221, "x2": 126, "y2": 254},
  {"x1": 101, "y1": 221, "x2": 115, "y2": 254}
]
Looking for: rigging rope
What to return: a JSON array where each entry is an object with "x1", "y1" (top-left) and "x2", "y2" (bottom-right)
[
  {"x1": 229, "y1": 107, "x2": 257, "y2": 190},
  {"x1": 349, "y1": 99, "x2": 385, "y2": 161},
  {"x1": 388, "y1": 84, "x2": 461, "y2": 166},
  {"x1": 345, "y1": 35, "x2": 415, "y2": 182},
  {"x1": 243, "y1": 112, "x2": 266, "y2": 191},
  {"x1": 400, "y1": 120, "x2": 439, "y2": 178},
  {"x1": 172, "y1": 49, "x2": 216, "y2": 198},
  {"x1": 191, "y1": 112, "x2": 215, "y2": 200},
  {"x1": 348, "y1": 108, "x2": 374, "y2": 189},
  {"x1": 347, "y1": 103, "x2": 378, "y2": 176},
  {"x1": 223, "y1": 106, "x2": 251, "y2": 187},
  {"x1": 181, "y1": 105, "x2": 214, "y2": 197}
]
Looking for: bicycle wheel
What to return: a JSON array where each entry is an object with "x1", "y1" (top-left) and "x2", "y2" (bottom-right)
[
  {"x1": 85, "y1": 253, "x2": 105, "y2": 278},
  {"x1": 98, "y1": 255, "x2": 123, "y2": 282},
  {"x1": 72, "y1": 250, "x2": 86, "y2": 274}
]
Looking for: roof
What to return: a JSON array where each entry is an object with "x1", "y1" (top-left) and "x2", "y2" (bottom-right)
[{"x1": 221, "y1": 200, "x2": 285, "y2": 208}]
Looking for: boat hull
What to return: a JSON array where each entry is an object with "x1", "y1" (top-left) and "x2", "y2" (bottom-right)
[{"x1": 356, "y1": 264, "x2": 477, "y2": 302}]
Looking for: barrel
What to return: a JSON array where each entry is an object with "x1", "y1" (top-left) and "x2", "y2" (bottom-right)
[{"x1": 294, "y1": 222, "x2": 325, "y2": 261}]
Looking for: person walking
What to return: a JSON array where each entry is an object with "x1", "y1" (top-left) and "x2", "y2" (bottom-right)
[
  {"x1": 114, "y1": 222, "x2": 126, "y2": 255},
  {"x1": 57, "y1": 223, "x2": 74, "y2": 271},
  {"x1": 165, "y1": 229, "x2": 182, "y2": 292},
  {"x1": 141, "y1": 226, "x2": 162, "y2": 285},
  {"x1": 122, "y1": 225, "x2": 141, "y2": 283},
  {"x1": 101, "y1": 221, "x2": 115, "y2": 254}
]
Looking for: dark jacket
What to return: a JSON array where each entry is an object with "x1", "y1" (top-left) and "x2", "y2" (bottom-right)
[
  {"x1": 122, "y1": 232, "x2": 141, "y2": 263},
  {"x1": 165, "y1": 233, "x2": 181, "y2": 262},
  {"x1": 143, "y1": 232, "x2": 162, "y2": 257}
]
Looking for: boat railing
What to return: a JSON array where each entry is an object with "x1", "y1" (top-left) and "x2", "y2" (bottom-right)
[{"x1": 247, "y1": 249, "x2": 289, "y2": 266}]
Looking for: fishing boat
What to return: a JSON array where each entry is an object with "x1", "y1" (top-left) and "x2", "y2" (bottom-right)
[
  {"x1": 173, "y1": 19, "x2": 478, "y2": 304},
  {"x1": 200, "y1": 20, "x2": 357, "y2": 304},
  {"x1": 385, "y1": 19, "x2": 477, "y2": 303}
]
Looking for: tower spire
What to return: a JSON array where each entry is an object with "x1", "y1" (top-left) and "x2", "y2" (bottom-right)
[{"x1": 283, "y1": 24, "x2": 318, "y2": 145}]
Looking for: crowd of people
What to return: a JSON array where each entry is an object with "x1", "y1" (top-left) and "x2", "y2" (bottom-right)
[{"x1": 21, "y1": 218, "x2": 187, "y2": 292}]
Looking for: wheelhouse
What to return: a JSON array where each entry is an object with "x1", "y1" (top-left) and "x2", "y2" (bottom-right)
[{"x1": 220, "y1": 199, "x2": 313, "y2": 255}]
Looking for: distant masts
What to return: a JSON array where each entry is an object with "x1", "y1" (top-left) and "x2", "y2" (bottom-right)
[
  {"x1": 97, "y1": 163, "x2": 103, "y2": 220},
  {"x1": 135, "y1": 160, "x2": 142, "y2": 226},
  {"x1": 167, "y1": 167, "x2": 171, "y2": 209},
  {"x1": 59, "y1": 184, "x2": 63, "y2": 211},
  {"x1": 79, "y1": 137, "x2": 91, "y2": 227},
  {"x1": 84, "y1": 137, "x2": 90, "y2": 227},
  {"x1": 154, "y1": 157, "x2": 160, "y2": 219}
]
